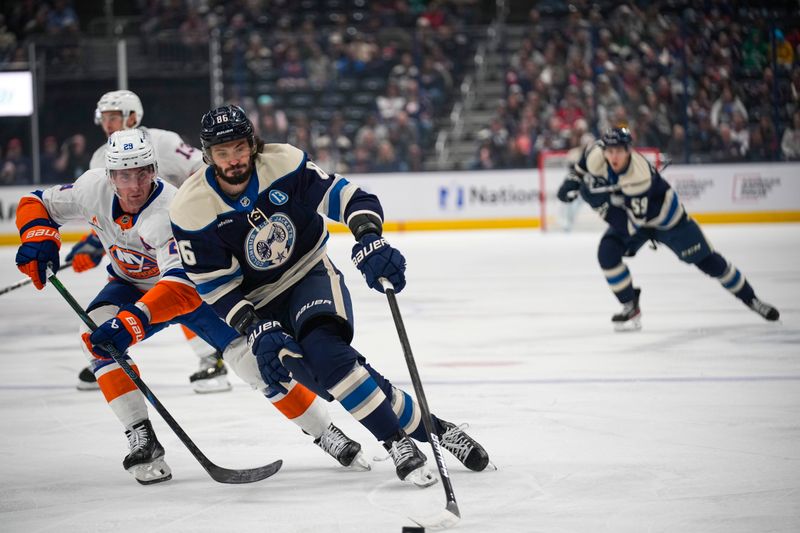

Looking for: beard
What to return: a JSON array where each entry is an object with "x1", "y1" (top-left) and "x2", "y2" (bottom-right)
[{"x1": 216, "y1": 162, "x2": 251, "y2": 186}]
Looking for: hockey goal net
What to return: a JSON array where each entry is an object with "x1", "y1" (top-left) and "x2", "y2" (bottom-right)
[{"x1": 538, "y1": 147, "x2": 661, "y2": 232}]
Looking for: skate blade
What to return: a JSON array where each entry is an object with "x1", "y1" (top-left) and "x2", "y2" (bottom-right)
[
  {"x1": 404, "y1": 465, "x2": 438, "y2": 488},
  {"x1": 346, "y1": 450, "x2": 372, "y2": 471},
  {"x1": 614, "y1": 316, "x2": 642, "y2": 332},
  {"x1": 127, "y1": 458, "x2": 172, "y2": 485},
  {"x1": 192, "y1": 377, "x2": 233, "y2": 394},
  {"x1": 76, "y1": 381, "x2": 100, "y2": 391}
]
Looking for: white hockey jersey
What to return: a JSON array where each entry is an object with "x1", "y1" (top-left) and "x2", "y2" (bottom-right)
[
  {"x1": 35, "y1": 168, "x2": 183, "y2": 293},
  {"x1": 90, "y1": 127, "x2": 204, "y2": 188}
]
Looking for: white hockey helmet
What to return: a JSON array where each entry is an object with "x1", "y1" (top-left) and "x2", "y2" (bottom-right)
[
  {"x1": 105, "y1": 128, "x2": 158, "y2": 184},
  {"x1": 94, "y1": 89, "x2": 144, "y2": 128}
]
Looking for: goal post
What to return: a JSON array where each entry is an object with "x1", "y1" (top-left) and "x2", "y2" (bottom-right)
[{"x1": 538, "y1": 147, "x2": 661, "y2": 232}]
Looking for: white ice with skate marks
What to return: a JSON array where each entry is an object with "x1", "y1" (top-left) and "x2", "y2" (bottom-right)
[{"x1": 0, "y1": 224, "x2": 799, "y2": 532}]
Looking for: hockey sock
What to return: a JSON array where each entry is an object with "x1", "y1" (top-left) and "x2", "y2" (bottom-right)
[
  {"x1": 264, "y1": 381, "x2": 328, "y2": 438},
  {"x1": 299, "y1": 322, "x2": 399, "y2": 441},
  {"x1": 697, "y1": 253, "x2": 755, "y2": 303},
  {"x1": 603, "y1": 262, "x2": 635, "y2": 303},
  {"x1": 359, "y1": 361, "x2": 444, "y2": 442},
  {"x1": 389, "y1": 386, "x2": 444, "y2": 442},
  {"x1": 329, "y1": 364, "x2": 398, "y2": 441},
  {"x1": 94, "y1": 360, "x2": 148, "y2": 428}
]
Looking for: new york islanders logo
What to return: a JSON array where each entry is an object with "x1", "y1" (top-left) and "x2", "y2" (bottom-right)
[
  {"x1": 244, "y1": 212, "x2": 296, "y2": 270},
  {"x1": 108, "y1": 245, "x2": 160, "y2": 279}
]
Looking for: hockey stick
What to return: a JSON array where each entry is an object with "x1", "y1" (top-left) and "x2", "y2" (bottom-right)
[
  {"x1": 46, "y1": 270, "x2": 282, "y2": 484},
  {"x1": 0, "y1": 260, "x2": 72, "y2": 297},
  {"x1": 380, "y1": 278, "x2": 460, "y2": 531}
]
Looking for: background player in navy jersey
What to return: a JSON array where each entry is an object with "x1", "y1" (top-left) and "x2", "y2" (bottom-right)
[
  {"x1": 169, "y1": 105, "x2": 490, "y2": 486},
  {"x1": 557, "y1": 127, "x2": 780, "y2": 331}
]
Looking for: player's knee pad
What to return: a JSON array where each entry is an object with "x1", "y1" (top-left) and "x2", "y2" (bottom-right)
[
  {"x1": 598, "y1": 235, "x2": 627, "y2": 270},
  {"x1": 222, "y1": 336, "x2": 265, "y2": 391},
  {"x1": 661, "y1": 217, "x2": 713, "y2": 264},
  {"x1": 300, "y1": 319, "x2": 360, "y2": 390},
  {"x1": 696, "y1": 252, "x2": 727, "y2": 277}
]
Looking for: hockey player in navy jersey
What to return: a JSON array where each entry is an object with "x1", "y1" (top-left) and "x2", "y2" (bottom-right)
[
  {"x1": 557, "y1": 126, "x2": 780, "y2": 331},
  {"x1": 169, "y1": 105, "x2": 490, "y2": 486},
  {"x1": 15, "y1": 129, "x2": 368, "y2": 484}
]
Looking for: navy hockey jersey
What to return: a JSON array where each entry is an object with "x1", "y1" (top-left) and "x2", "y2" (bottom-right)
[
  {"x1": 575, "y1": 142, "x2": 684, "y2": 234},
  {"x1": 169, "y1": 143, "x2": 382, "y2": 327}
]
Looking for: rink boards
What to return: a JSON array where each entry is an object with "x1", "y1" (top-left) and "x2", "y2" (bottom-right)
[{"x1": 0, "y1": 161, "x2": 798, "y2": 244}]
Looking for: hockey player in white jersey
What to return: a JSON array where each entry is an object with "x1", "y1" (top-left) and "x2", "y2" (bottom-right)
[
  {"x1": 68, "y1": 89, "x2": 228, "y2": 393},
  {"x1": 15, "y1": 129, "x2": 369, "y2": 484},
  {"x1": 89, "y1": 89, "x2": 203, "y2": 187}
]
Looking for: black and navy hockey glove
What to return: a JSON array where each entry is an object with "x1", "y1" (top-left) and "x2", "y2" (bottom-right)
[
  {"x1": 351, "y1": 233, "x2": 406, "y2": 293},
  {"x1": 557, "y1": 173, "x2": 582, "y2": 203},
  {"x1": 83, "y1": 304, "x2": 150, "y2": 360},
  {"x1": 246, "y1": 320, "x2": 301, "y2": 390}
]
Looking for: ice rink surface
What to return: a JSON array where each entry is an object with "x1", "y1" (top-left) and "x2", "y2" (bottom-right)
[{"x1": 1, "y1": 224, "x2": 798, "y2": 533}]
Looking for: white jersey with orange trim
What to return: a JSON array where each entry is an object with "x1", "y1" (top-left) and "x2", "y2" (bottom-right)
[
  {"x1": 90, "y1": 127, "x2": 204, "y2": 188},
  {"x1": 34, "y1": 168, "x2": 182, "y2": 293}
]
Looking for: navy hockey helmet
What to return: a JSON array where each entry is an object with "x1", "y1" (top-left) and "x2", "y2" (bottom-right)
[
  {"x1": 200, "y1": 104, "x2": 255, "y2": 163},
  {"x1": 601, "y1": 127, "x2": 633, "y2": 150}
]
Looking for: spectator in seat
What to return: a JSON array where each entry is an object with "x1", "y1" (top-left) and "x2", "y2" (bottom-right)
[
  {"x1": 781, "y1": 110, "x2": 800, "y2": 160},
  {"x1": 711, "y1": 86, "x2": 748, "y2": 129},
  {"x1": 1, "y1": 137, "x2": 32, "y2": 184}
]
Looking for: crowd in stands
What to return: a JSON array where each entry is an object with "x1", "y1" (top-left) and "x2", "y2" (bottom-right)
[
  {"x1": 473, "y1": 2, "x2": 800, "y2": 169},
  {"x1": 0, "y1": 0, "x2": 482, "y2": 183},
  {"x1": 1, "y1": 1, "x2": 800, "y2": 184},
  {"x1": 216, "y1": 0, "x2": 477, "y2": 174}
]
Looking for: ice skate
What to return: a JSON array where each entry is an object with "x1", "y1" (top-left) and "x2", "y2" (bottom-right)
[
  {"x1": 314, "y1": 423, "x2": 370, "y2": 470},
  {"x1": 123, "y1": 420, "x2": 172, "y2": 485},
  {"x1": 189, "y1": 353, "x2": 232, "y2": 394},
  {"x1": 438, "y1": 420, "x2": 491, "y2": 472},
  {"x1": 384, "y1": 430, "x2": 437, "y2": 488},
  {"x1": 612, "y1": 288, "x2": 641, "y2": 332},
  {"x1": 748, "y1": 297, "x2": 780, "y2": 321},
  {"x1": 76, "y1": 366, "x2": 100, "y2": 391}
]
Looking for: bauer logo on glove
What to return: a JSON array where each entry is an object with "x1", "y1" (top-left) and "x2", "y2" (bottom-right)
[{"x1": 351, "y1": 233, "x2": 407, "y2": 294}]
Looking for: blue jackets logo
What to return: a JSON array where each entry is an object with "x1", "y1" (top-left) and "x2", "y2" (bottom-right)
[
  {"x1": 269, "y1": 190, "x2": 289, "y2": 205},
  {"x1": 245, "y1": 212, "x2": 296, "y2": 270}
]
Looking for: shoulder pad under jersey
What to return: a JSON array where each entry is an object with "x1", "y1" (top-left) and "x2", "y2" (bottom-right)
[{"x1": 253, "y1": 143, "x2": 306, "y2": 188}]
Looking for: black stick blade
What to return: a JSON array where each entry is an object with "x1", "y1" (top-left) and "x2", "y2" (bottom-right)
[{"x1": 208, "y1": 459, "x2": 283, "y2": 484}]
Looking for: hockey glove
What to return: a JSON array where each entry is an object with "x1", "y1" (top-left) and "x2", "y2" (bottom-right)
[
  {"x1": 16, "y1": 226, "x2": 61, "y2": 290},
  {"x1": 351, "y1": 233, "x2": 407, "y2": 294},
  {"x1": 579, "y1": 181, "x2": 611, "y2": 210},
  {"x1": 557, "y1": 173, "x2": 582, "y2": 203},
  {"x1": 83, "y1": 304, "x2": 150, "y2": 360},
  {"x1": 246, "y1": 320, "x2": 301, "y2": 390},
  {"x1": 66, "y1": 231, "x2": 105, "y2": 273}
]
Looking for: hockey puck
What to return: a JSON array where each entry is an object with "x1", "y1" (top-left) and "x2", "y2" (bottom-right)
[{"x1": 402, "y1": 528, "x2": 425, "y2": 533}]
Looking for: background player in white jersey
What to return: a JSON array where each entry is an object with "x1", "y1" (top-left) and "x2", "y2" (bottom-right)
[
  {"x1": 557, "y1": 127, "x2": 779, "y2": 330},
  {"x1": 67, "y1": 89, "x2": 228, "y2": 393},
  {"x1": 14, "y1": 129, "x2": 368, "y2": 484},
  {"x1": 171, "y1": 105, "x2": 491, "y2": 487}
]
